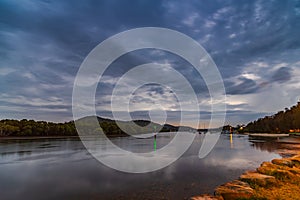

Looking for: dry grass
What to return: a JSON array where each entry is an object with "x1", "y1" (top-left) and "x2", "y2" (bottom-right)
[
  {"x1": 247, "y1": 156, "x2": 300, "y2": 200},
  {"x1": 204, "y1": 155, "x2": 300, "y2": 200},
  {"x1": 253, "y1": 181, "x2": 300, "y2": 200},
  {"x1": 236, "y1": 156, "x2": 300, "y2": 200}
]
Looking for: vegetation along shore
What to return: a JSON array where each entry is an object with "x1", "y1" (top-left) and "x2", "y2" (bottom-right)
[
  {"x1": 191, "y1": 151, "x2": 300, "y2": 200},
  {"x1": 191, "y1": 102, "x2": 300, "y2": 200}
]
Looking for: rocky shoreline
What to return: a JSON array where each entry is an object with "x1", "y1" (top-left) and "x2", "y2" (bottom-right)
[{"x1": 191, "y1": 154, "x2": 300, "y2": 200}]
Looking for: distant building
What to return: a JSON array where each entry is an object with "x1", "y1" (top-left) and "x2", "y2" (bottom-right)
[{"x1": 289, "y1": 129, "x2": 300, "y2": 133}]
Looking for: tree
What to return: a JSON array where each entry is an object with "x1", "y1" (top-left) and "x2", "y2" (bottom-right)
[{"x1": 246, "y1": 101, "x2": 300, "y2": 133}]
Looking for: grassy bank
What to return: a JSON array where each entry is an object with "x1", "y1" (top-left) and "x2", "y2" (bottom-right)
[
  {"x1": 191, "y1": 140, "x2": 300, "y2": 200},
  {"x1": 247, "y1": 155, "x2": 300, "y2": 200},
  {"x1": 192, "y1": 155, "x2": 300, "y2": 200}
]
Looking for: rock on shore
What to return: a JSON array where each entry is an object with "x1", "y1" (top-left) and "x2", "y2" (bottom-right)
[
  {"x1": 239, "y1": 171, "x2": 276, "y2": 187},
  {"x1": 191, "y1": 155, "x2": 300, "y2": 200},
  {"x1": 215, "y1": 180, "x2": 254, "y2": 199}
]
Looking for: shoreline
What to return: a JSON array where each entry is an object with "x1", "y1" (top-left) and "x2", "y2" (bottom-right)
[
  {"x1": 0, "y1": 132, "x2": 176, "y2": 140},
  {"x1": 0, "y1": 134, "x2": 128, "y2": 140},
  {"x1": 249, "y1": 133, "x2": 290, "y2": 137},
  {"x1": 0, "y1": 136, "x2": 80, "y2": 140},
  {"x1": 191, "y1": 139, "x2": 300, "y2": 200}
]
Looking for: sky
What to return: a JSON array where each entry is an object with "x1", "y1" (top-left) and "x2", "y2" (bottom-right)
[{"x1": 1, "y1": 0, "x2": 300, "y2": 127}]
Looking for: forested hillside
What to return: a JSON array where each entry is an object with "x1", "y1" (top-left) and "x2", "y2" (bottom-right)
[
  {"x1": 0, "y1": 116, "x2": 183, "y2": 137},
  {"x1": 0, "y1": 119, "x2": 76, "y2": 137},
  {"x1": 245, "y1": 101, "x2": 300, "y2": 133}
]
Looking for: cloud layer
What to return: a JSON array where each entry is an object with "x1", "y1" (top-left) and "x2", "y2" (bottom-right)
[{"x1": 1, "y1": 0, "x2": 300, "y2": 127}]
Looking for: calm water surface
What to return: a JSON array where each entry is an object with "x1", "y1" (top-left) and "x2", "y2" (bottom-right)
[{"x1": 1, "y1": 133, "x2": 298, "y2": 200}]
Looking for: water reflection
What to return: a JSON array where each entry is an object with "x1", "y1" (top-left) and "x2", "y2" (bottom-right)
[
  {"x1": 249, "y1": 138, "x2": 283, "y2": 153},
  {"x1": 249, "y1": 136, "x2": 300, "y2": 157},
  {"x1": 0, "y1": 150, "x2": 32, "y2": 157},
  {"x1": 230, "y1": 134, "x2": 233, "y2": 149},
  {"x1": 0, "y1": 134, "x2": 292, "y2": 200},
  {"x1": 249, "y1": 136, "x2": 300, "y2": 152}
]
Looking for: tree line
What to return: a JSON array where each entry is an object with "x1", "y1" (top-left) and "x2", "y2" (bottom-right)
[
  {"x1": 245, "y1": 101, "x2": 300, "y2": 133},
  {"x1": 0, "y1": 116, "x2": 181, "y2": 137},
  {"x1": 0, "y1": 119, "x2": 77, "y2": 137}
]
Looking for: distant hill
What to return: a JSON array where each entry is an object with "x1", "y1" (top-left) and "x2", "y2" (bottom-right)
[
  {"x1": 0, "y1": 116, "x2": 197, "y2": 137},
  {"x1": 245, "y1": 101, "x2": 300, "y2": 133}
]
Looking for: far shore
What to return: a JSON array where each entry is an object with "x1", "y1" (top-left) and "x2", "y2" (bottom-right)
[
  {"x1": 0, "y1": 136, "x2": 80, "y2": 140},
  {"x1": 249, "y1": 133, "x2": 290, "y2": 137},
  {"x1": 0, "y1": 134, "x2": 128, "y2": 140},
  {"x1": 0, "y1": 132, "x2": 295, "y2": 140}
]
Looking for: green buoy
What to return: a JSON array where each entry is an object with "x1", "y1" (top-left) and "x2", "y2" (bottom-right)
[{"x1": 154, "y1": 125, "x2": 157, "y2": 151}]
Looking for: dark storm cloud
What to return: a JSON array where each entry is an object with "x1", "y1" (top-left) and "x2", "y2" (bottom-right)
[
  {"x1": 147, "y1": 85, "x2": 165, "y2": 96},
  {"x1": 0, "y1": 0, "x2": 300, "y2": 124},
  {"x1": 130, "y1": 96, "x2": 155, "y2": 104},
  {"x1": 225, "y1": 78, "x2": 259, "y2": 95},
  {"x1": 271, "y1": 67, "x2": 292, "y2": 83}
]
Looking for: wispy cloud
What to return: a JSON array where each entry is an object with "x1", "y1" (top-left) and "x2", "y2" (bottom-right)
[{"x1": 182, "y1": 13, "x2": 199, "y2": 27}]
